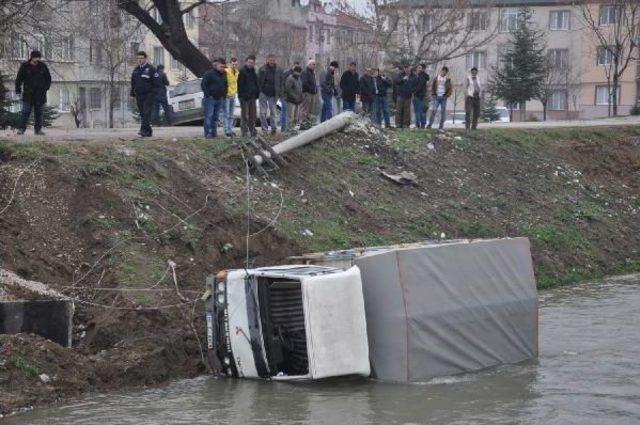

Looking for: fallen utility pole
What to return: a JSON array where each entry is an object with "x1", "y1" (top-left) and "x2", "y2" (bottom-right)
[{"x1": 250, "y1": 111, "x2": 357, "y2": 168}]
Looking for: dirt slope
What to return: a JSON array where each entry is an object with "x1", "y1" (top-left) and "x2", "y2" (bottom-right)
[{"x1": 0, "y1": 123, "x2": 639, "y2": 414}]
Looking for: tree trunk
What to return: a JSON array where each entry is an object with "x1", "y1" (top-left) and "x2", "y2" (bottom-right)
[
  {"x1": 542, "y1": 104, "x2": 547, "y2": 121},
  {"x1": 118, "y1": 0, "x2": 211, "y2": 77},
  {"x1": 612, "y1": 70, "x2": 619, "y2": 116}
]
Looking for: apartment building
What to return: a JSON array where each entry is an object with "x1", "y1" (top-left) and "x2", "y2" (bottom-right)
[
  {"x1": 381, "y1": 0, "x2": 639, "y2": 119},
  {"x1": 0, "y1": 0, "x2": 146, "y2": 129}
]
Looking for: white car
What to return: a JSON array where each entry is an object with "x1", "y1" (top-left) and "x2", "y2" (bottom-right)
[
  {"x1": 168, "y1": 78, "x2": 282, "y2": 127},
  {"x1": 168, "y1": 78, "x2": 241, "y2": 125}
]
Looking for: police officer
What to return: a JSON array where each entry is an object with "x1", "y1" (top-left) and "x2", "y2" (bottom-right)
[{"x1": 130, "y1": 51, "x2": 160, "y2": 137}]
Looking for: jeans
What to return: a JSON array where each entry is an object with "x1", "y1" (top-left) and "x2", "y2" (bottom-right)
[
  {"x1": 279, "y1": 97, "x2": 287, "y2": 131},
  {"x1": 413, "y1": 97, "x2": 426, "y2": 128},
  {"x1": 465, "y1": 96, "x2": 481, "y2": 130},
  {"x1": 259, "y1": 93, "x2": 277, "y2": 132},
  {"x1": 153, "y1": 94, "x2": 173, "y2": 125},
  {"x1": 373, "y1": 96, "x2": 390, "y2": 127},
  {"x1": 203, "y1": 96, "x2": 224, "y2": 138},
  {"x1": 321, "y1": 93, "x2": 333, "y2": 122},
  {"x1": 343, "y1": 98, "x2": 356, "y2": 111},
  {"x1": 240, "y1": 99, "x2": 257, "y2": 136},
  {"x1": 428, "y1": 96, "x2": 447, "y2": 129},
  {"x1": 223, "y1": 96, "x2": 235, "y2": 136},
  {"x1": 136, "y1": 93, "x2": 155, "y2": 136},
  {"x1": 19, "y1": 101, "x2": 44, "y2": 132}
]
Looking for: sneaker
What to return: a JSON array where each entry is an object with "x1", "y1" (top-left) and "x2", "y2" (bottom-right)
[{"x1": 16, "y1": 129, "x2": 25, "y2": 135}]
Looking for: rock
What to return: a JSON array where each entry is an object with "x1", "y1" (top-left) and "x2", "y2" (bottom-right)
[
  {"x1": 302, "y1": 229, "x2": 314, "y2": 237},
  {"x1": 426, "y1": 142, "x2": 435, "y2": 150},
  {"x1": 39, "y1": 373, "x2": 51, "y2": 383},
  {"x1": 381, "y1": 171, "x2": 418, "y2": 185}
]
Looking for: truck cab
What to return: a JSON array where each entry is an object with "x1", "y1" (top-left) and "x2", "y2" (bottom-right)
[{"x1": 205, "y1": 265, "x2": 370, "y2": 380}]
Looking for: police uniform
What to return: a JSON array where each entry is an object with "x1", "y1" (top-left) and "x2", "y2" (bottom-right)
[{"x1": 130, "y1": 63, "x2": 160, "y2": 137}]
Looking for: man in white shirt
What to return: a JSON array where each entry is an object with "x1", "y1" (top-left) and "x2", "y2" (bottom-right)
[
  {"x1": 427, "y1": 66, "x2": 452, "y2": 129},
  {"x1": 465, "y1": 67, "x2": 482, "y2": 130}
]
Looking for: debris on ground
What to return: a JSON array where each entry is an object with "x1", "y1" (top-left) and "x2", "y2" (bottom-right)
[{"x1": 381, "y1": 171, "x2": 418, "y2": 185}]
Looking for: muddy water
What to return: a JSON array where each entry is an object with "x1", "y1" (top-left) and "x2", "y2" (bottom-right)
[{"x1": 8, "y1": 277, "x2": 640, "y2": 425}]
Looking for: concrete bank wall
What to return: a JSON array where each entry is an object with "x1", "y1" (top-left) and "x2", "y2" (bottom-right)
[{"x1": 0, "y1": 300, "x2": 74, "y2": 347}]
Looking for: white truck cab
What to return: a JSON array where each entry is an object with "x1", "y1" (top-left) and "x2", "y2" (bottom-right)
[{"x1": 205, "y1": 265, "x2": 370, "y2": 380}]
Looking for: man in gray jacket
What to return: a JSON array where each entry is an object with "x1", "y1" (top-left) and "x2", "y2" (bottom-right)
[
  {"x1": 283, "y1": 66, "x2": 303, "y2": 131},
  {"x1": 257, "y1": 53, "x2": 282, "y2": 135}
]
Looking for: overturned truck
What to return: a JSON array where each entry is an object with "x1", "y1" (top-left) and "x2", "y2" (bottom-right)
[{"x1": 205, "y1": 238, "x2": 538, "y2": 382}]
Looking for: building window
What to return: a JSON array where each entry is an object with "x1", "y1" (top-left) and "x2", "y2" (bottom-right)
[
  {"x1": 468, "y1": 11, "x2": 488, "y2": 31},
  {"x1": 548, "y1": 49, "x2": 569, "y2": 69},
  {"x1": 153, "y1": 46, "x2": 164, "y2": 66},
  {"x1": 500, "y1": 9, "x2": 521, "y2": 32},
  {"x1": 599, "y1": 5, "x2": 620, "y2": 25},
  {"x1": 151, "y1": 7, "x2": 162, "y2": 24},
  {"x1": 4, "y1": 32, "x2": 27, "y2": 59},
  {"x1": 111, "y1": 86, "x2": 121, "y2": 109},
  {"x1": 61, "y1": 36, "x2": 74, "y2": 61},
  {"x1": 421, "y1": 14, "x2": 434, "y2": 32},
  {"x1": 549, "y1": 10, "x2": 570, "y2": 30},
  {"x1": 130, "y1": 42, "x2": 140, "y2": 56},
  {"x1": 89, "y1": 39, "x2": 103, "y2": 65},
  {"x1": 548, "y1": 90, "x2": 567, "y2": 110},
  {"x1": 595, "y1": 85, "x2": 620, "y2": 105},
  {"x1": 596, "y1": 45, "x2": 615, "y2": 65},
  {"x1": 466, "y1": 51, "x2": 486, "y2": 69},
  {"x1": 89, "y1": 87, "x2": 102, "y2": 110},
  {"x1": 171, "y1": 55, "x2": 184, "y2": 71},
  {"x1": 183, "y1": 9, "x2": 195, "y2": 29},
  {"x1": 59, "y1": 87, "x2": 71, "y2": 112}
]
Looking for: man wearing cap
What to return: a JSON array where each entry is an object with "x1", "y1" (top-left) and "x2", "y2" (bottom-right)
[
  {"x1": 130, "y1": 51, "x2": 161, "y2": 137},
  {"x1": 14, "y1": 50, "x2": 51, "y2": 135}
]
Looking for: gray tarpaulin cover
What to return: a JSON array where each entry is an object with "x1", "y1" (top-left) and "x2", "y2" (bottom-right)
[{"x1": 354, "y1": 238, "x2": 538, "y2": 382}]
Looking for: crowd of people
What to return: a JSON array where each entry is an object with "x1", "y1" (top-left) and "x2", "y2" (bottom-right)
[{"x1": 13, "y1": 49, "x2": 483, "y2": 138}]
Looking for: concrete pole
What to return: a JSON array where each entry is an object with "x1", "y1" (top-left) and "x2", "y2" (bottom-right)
[{"x1": 251, "y1": 111, "x2": 357, "y2": 166}]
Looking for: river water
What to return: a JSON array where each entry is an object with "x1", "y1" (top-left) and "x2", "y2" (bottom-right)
[{"x1": 7, "y1": 276, "x2": 640, "y2": 425}]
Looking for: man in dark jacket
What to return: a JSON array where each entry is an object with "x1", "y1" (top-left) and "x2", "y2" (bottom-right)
[
  {"x1": 339, "y1": 62, "x2": 360, "y2": 111},
  {"x1": 283, "y1": 66, "x2": 303, "y2": 131},
  {"x1": 300, "y1": 60, "x2": 318, "y2": 129},
  {"x1": 372, "y1": 68, "x2": 391, "y2": 128},
  {"x1": 393, "y1": 64, "x2": 413, "y2": 128},
  {"x1": 237, "y1": 55, "x2": 259, "y2": 137},
  {"x1": 130, "y1": 51, "x2": 160, "y2": 137},
  {"x1": 279, "y1": 61, "x2": 299, "y2": 132},
  {"x1": 153, "y1": 64, "x2": 173, "y2": 126},
  {"x1": 319, "y1": 61, "x2": 338, "y2": 122},
  {"x1": 257, "y1": 53, "x2": 282, "y2": 135},
  {"x1": 411, "y1": 64, "x2": 430, "y2": 128},
  {"x1": 359, "y1": 68, "x2": 375, "y2": 116},
  {"x1": 15, "y1": 50, "x2": 51, "y2": 135},
  {"x1": 201, "y1": 58, "x2": 228, "y2": 138}
]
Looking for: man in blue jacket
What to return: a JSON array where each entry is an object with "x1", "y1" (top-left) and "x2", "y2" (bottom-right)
[
  {"x1": 130, "y1": 51, "x2": 160, "y2": 137},
  {"x1": 201, "y1": 58, "x2": 228, "y2": 138}
]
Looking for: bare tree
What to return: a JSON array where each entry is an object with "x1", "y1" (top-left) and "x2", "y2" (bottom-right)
[
  {"x1": 354, "y1": 0, "x2": 498, "y2": 67},
  {"x1": 581, "y1": 0, "x2": 640, "y2": 116},
  {"x1": 117, "y1": 0, "x2": 212, "y2": 76},
  {"x1": 536, "y1": 51, "x2": 581, "y2": 121}
]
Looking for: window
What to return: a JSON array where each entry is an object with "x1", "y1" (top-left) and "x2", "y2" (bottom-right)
[
  {"x1": 595, "y1": 85, "x2": 620, "y2": 105},
  {"x1": 33, "y1": 34, "x2": 51, "y2": 60},
  {"x1": 89, "y1": 87, "x2": 102, "y2": 110},
  {"x1": 548, "y1": 90, "x2": 567, "y2": 110},
  {"x1": 548, "y1": 49, "x2": 569, "y2": 69},
  {"x1": 89, "y1": 39, "x2": 103, "y2": 64},
  {"x1": 4, "y1": 32, "x2": 27, "y2": 59},
  {"x1": 61, "y1": 36, "x2": 74, "y2": 61},
  {"x1": 466, "y1": 51, "x2": 486, "y2": 69},
  {"x1": 171, "y1": 55, "x2": 184, "y2": 71},
  {"x1": 325, "y1": 29, "x2": 330, "y2": 45},
  {"x1": 549, "y1": 10, "x2": 570, "y2": 30},
  {"x1": 151, "y1": 8, "x2": 162, "y2": 24},
  {"x1": 468, "y1": 11, "x2": 488, "y2": 31},
  {"x1": 59, "y1": 87, "x2": 71, "y2": 112},
  {"x1": 184, "y1": 9, "x2": 195, "y2": 29},
  {"x1": 500, "y1": 9, "x2": 521, "y2": 32},
  {"x1": 596, "y1": 45, "x2": 615, "y2": 65},
  {"x1": 421, "y1": 14, "x2": 434, "y2": 32},
  {"x1": 599, "y1": 5, "x2": 620, "y2": 25},
  {"x1": 153, "y1": 46, "x2": 164, "y2": 66},
  {"x1": 497, "y1": 44, "x2": 510, "y2": 65},
  {"x1": 111, "y1": 86, "x2": 121, "y2": 109},
  {"x1": 130, "y1": 42, "x2": 140, "y2": 56}
]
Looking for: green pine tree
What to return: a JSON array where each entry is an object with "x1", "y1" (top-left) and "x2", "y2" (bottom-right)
[
  {"x1": 481, "y1": 93, "x2": 501, "y2": 122},
  {"x1": 490, "y1": 8, "x2": 547, "y2": 121}
]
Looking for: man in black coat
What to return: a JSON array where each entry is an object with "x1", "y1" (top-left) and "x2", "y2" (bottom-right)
[
  {"x1": 393, "y1": 64, "x2": 413, "y2": 128},
  {"x1": 237, "y1": 55, "x2": 259, "y2": 137},
  {"x1": 299, "y1": 60, "x2": 318, "y2": 129},
  {"x1": 153, "y1": 64, "x2": 173, "y2": 126},
  {"x1": 411, "y1": 64, "x2": 430, "y2": 128},
  {"x1": 130, "y1": 51, "x2": 160, "y2": 137},
  {"x1": 15, "y1": 50, "x2": 51, "y2": 135},
  {"x1": 201, "y1": 58, "x2": 228, "y2": 138},
  {"x1": 359, "y1": 68, "x2": 375, "y2": 115},
  {"x1": 339, "y1": 62, "x2": 360, "y2": 112}
]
